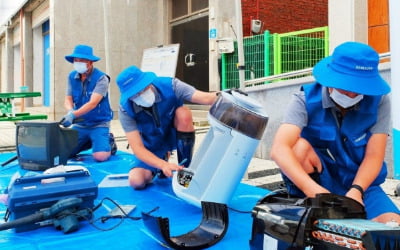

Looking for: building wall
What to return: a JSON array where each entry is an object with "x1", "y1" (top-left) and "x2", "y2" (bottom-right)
[
  {"x1": 240, "y1": 0, "x2": 388, "y2": 54},
  {"x1": 0, "y1": 0, "x2": 169, "y2": 120},
  {"x1": 241, "y1": 0, "x2": 328, "y2": 37},
  {"x1": 32, "y1": 25, "x2": 43, "y2": 105},
  {"x1": 13, "y1": 45, "x2": 20, "y2": 93},
  {"x1": 31, "y1": 0, "x2": 48, "y2": 107},
  {"x1": 50, "y1": 0, "x2": 167, "y2": 120},
  {"x1": 368, "y1": 0, "x2": 389, "y2": 53},
  {"x1": 1, "y1": 28, "x2": 15, "y2": 93},
  {"x1": 209, "y1": 0, "x2": 237, "y2": 92},
  {"x1": 328, "y1": 0, "x2": 368, "y2": 51},
  {"x1": 0, "y1": 40, "x2": 5, "y2": 92}
]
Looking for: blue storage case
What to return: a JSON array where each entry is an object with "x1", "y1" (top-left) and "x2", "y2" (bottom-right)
[{"x1": 7, "y1": 170, "x2": 98, "y2": 232}]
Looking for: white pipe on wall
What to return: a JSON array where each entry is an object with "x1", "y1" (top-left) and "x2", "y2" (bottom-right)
[
  {"x1": 19, "y1": 9, "x2": 25, "y2": 112},
  {"x1": 234, "y1": 0, "x2": 245, "y2": 90}
]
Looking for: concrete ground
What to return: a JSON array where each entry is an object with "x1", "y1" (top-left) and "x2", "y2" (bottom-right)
[{"x1": 1, "y1": 118, "x2": 399, "y2": 209}]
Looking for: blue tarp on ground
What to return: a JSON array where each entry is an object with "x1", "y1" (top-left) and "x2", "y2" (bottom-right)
[{"x1": 0, "y1": 151, "x2": 269, "y2": 249}]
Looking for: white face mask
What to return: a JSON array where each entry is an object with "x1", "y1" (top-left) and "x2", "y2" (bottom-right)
[
  {"x1": 73, "y1": 61, "x2": 88, "y2": 74},
  {"x1": 132, "y1": 88, "x2": 155, "y2": 107},
  {"x1": 330, "y1": 89, "x2": 364, "y2": 108}
]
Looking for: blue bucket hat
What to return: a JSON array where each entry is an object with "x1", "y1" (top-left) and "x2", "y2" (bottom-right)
[
  {"x1": 116, "y1": 66, "x2": 157, "y2": 105},
  {"x1": 313, "y1": 41, "x2": 390, "y2": 96},
  {"x1": 65, "y1": 44, "x2": 101, "y2": 63}
]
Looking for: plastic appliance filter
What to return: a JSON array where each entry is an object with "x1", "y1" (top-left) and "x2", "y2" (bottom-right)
[{"x1": 172, "y1": 90, "x2": 268, "y2": 207}]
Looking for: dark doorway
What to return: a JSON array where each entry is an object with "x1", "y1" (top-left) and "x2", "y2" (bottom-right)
[{"x1": 172, "y1": 15, "x2": 209, "y2": 92}]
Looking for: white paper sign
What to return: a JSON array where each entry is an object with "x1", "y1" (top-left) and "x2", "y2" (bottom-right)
[{"x1": 141, "y1": 44, "x2": 180, "y2": 77}]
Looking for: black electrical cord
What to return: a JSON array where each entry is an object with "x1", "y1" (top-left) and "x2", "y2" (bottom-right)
[
  {"x1": 0, "y1": 161, "x2": 19, "y2": 172},
  {"x1": 288, "y1": 206, "x2": 310, "y2": 249},
  {"x1": 227, "y1": 206, "x2": 252, "y2": 214},
  {"x1": 74, "y1": 197, "x2": 159, "y2": 232},
  {"x1": 1, "y1": 155, "x2": 18, "y2": 167},
  {"x1": 140, "y1": 205, "x2": 160, "y2": 216},
  {"x1": 97, "y1": 197, "x2": 141, "y2": 223}
]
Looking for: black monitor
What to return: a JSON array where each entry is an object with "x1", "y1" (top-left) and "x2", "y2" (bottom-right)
[{"x1": 15, "y1": 121, "x2": 78, "y2": 171}]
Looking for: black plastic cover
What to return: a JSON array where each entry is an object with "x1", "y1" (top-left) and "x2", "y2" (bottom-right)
[{"x1": 142, "y1": 201, "x2": 228, "y2": 250}]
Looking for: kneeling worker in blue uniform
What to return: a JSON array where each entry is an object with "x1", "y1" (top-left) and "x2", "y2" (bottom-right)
[
  {"x1": 116, "y1": 66, "x2": 217, "y2": 189},
  {"x1": 61, "y1": 44, "x2": 116, "y2": 162},
  {"x1": 270, "y1": 41, "x2": 400, "y2": 224}
]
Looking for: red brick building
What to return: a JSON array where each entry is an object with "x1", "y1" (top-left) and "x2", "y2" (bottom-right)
[
  {"x1": 241, "y1": 0, "x2": 389, "y2": 54},
  {"x1": 241, "y1": 0, "x2": 328, "y2": 36}
]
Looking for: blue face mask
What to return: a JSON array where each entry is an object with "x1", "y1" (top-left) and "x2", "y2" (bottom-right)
[{"x1": 330, "y1": 89, "x2": 363, "y2": 108}]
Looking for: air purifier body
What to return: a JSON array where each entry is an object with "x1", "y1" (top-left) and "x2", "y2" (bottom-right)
[{"x1": 173, "y1": 91, "x2": 268, "y2": 207}]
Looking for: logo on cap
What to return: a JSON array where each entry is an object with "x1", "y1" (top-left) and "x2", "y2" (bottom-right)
[
  {"x1": 355, "y1": 66, "x2": 373, "y2": 71},
  {"x1": 123, "y1": 77, "x2": 134, "y2": 87}
]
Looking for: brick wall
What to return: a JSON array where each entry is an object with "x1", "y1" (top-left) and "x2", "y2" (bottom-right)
[{"x1": 241, "y1": 0, "x2": 328, "y2": 37}]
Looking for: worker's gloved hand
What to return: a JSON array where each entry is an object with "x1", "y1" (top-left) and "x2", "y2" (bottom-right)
[{"x1": 60, "y1": 111, "x2": 75, "y2": 127}]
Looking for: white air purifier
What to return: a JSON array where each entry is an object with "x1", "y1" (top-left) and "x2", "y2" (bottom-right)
[{"x1": 172, "y1": 90, "x2": 268, "y2": 207}]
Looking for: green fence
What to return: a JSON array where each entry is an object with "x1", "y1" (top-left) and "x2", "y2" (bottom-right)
[{"x1": 221, "y1": 26, "x2": 329, "y2": 89}]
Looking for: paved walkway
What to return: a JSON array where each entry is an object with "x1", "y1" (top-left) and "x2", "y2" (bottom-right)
[{"x1": 1, "y1": 119, "x2": 399, "y2": 208}]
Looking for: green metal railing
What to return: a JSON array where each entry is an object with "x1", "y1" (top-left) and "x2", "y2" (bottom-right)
[
  {"x1": 221, "y1": 26, "x2": 329, "y2": 89},
  {"x1": 0, "y1": 92, "x2": 47, "y2": 121}
]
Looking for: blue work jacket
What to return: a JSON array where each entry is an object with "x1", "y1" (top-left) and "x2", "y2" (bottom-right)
[
  {"x1": 301, "y1": 83, "x2": 387, "y2": 188},
  {"x1": 69, "y1": 68, "x2": 113, "y2": 127},
  {"x1": 122, "y1": 77, "x2": 183, "y2": 158}
]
